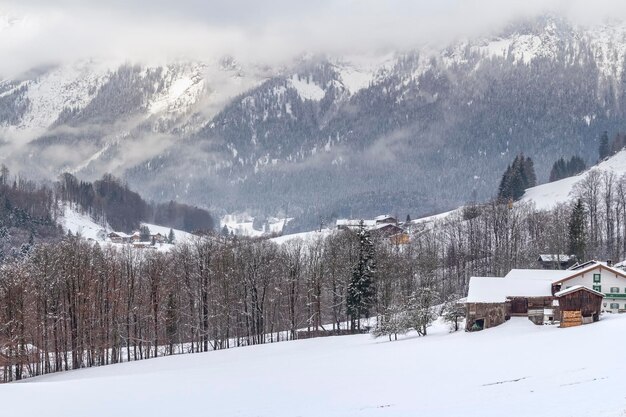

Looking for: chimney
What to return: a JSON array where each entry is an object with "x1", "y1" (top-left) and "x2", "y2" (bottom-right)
[{"x1": 607, "y1": 259, "x2": 613, "y2": 267}]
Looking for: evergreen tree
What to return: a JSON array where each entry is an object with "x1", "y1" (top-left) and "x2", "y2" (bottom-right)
[
  {"x1": 568, "y1": 199, "x2": 586, "y2": 261},
  {"x1": 347, "y1": 221, "x2": 376, "y2": 331},
  {"x1": 599, "y1": 131, "x2": 610, "y2": 160},
  {"x1": 522, "y1": 156, "x2": 537, "y2": 188},
  {"x1": 549, "y1": 156, "x2": 586, "y2": 182},
  {"x1": 498, "y1": 154, "x2": 537, "y2": 201},
  {"x1": 139, "y1": 225, "x2": 151, "y2": 242},
  {"x1": 568, "y1": 156, "x2": 586, "y2": 175},
  {"x1": 549, "y1": 157, "x2": 566, "y2": 182},
  {"x1": 167, "y1": 228, "x2": 175, "y2": 244}
]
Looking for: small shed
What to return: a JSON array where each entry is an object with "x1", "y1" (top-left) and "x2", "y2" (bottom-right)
[
  {"x1": 554, "y1": 285, "x2": 603, "y2": 328},
  {"x1": 537, "y1": 254, "x2": 572, "y2": 269}
]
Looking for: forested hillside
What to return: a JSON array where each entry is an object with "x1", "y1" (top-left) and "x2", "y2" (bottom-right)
[
  {"x1": 0, "y1": 166, "x2": 61, "y2": 260},
  {"x1": 5, "y1": 16, "x2": 626, "y2": 229},
  {"x1": 57, "y1": 173, "x2": 214, "y2": 232}
]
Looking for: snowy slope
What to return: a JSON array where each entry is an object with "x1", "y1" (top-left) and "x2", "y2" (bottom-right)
[
  {"x1": 58, "y1": 204, "x2": 108, "y2": 241},
  {"x1": 270, "y1": 228, "x2": 335, "y2": 245},
  {"x1": 141, "y1": 223, "x2": 194, "y2": 243},
  {"x1": 59, "y1": 204, "x2": 194, "y2": 246},
  {"x1": 221, "y1": 214, "x2": 291, "y2": 237},
  {"x1": 521, "y1": 149, "x2": 626, "y2": 210},
  {"x1": 16, "y1": 61, "x2": 111, "y2": 133},
  {"x1": 4, "y1": 315, "x2": 626, "y2": 417}
]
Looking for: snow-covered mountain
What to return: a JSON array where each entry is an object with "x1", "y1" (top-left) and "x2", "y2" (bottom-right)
[{"x1": 3, "y1": 15, "x2": 626, "y2": 230}]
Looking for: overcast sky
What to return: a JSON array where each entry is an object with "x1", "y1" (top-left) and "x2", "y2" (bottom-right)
[{"x1": 2, "y1": 0, "x2": 626, "y2": 76}]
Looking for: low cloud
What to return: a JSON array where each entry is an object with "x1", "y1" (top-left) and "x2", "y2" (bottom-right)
[{"x1": 2, "y1": 0, "x2": 626, "y2": 77}]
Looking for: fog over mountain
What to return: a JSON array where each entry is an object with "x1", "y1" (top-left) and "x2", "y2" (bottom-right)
[{"x1": 4, "y1": 1, "x2": 626, "y2": 230}]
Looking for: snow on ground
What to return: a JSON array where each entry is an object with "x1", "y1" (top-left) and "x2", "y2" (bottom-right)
[
  {"x1": 410, "y1": 208, "x2": 459, "y2": 225},
  {"x1": 148, "y1": 65, "x2": 206, "y2": 115},
  {"x1": 141, "y1": 223, "x2": 194, "y2": 244},
  {"x1": 221, "y1": 214, "x2": 291, "y2": 237},
  {"x1": 58, "y1": 204, "x2": 108, "y2": 241},
  {"x1": 521, "y1": 149, "x2": 626, "y2": 210},
  {"x1": 270, "y1": 228, "x2": 335, "y2": 245},
  {"x1": 6, "y1": 60, "x2": 111, "y2": 135},
  {"x1": 58, "y1": 204, "x2": 194, "y2": 248},
  {"x1": 288, "y1": 75, "x2": 326, "y2": 101},
  {"x1": 5, "y1": 314, "x2": 626, "y2": 417}
]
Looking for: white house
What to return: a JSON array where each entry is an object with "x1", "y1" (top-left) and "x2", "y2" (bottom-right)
[
  {"x1": 551, "y1": 262, "x2": 626, "y2": 313},
  {"x1": 505, "y1": 261, "x2": 626, "y2": 313}
]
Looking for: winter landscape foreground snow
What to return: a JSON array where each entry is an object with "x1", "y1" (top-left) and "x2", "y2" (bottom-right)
[{"x1": 3, "y1": 315, "x2": 626, "y2": 417}]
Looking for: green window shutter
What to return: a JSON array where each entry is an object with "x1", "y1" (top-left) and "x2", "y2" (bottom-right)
[{"x1": 593, "y1": 273, "x2": 601, "y2": 283}]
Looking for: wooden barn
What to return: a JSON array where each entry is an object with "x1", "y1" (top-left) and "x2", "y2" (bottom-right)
[
  {"x1": 554, "y1": 285, "x2": 603, "y2": 328},
  {"x1": 466, "y1": 267, "x2": 607, "y2": 331},
  {"x1": 465, "y1": 276, "x2": 554, "y2": 331}
]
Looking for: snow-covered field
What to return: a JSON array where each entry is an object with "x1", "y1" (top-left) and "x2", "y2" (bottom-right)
[
  {"x1": 221, "y1": 213, "x2": 291, "y2": 237},
  {"x1": 4, "y1": 315, "x2": 626, "y2": 417},
  {"x1": 522, "y1": 149, "x2": 626, "y2": 210},
  {"x1": 58, "y1": 204, "x2": 108, "y2": 241},
  {"x1": 58, "y1": 204, "x2": 194, "y2": 248},
  {"x1": 270, "y1": 228, "x2": 335, "y2": 245}
]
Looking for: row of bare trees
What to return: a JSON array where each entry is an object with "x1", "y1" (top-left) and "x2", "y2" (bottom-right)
[{"x1": 0, "y1": 184, "x2": 621, "y2": 382}]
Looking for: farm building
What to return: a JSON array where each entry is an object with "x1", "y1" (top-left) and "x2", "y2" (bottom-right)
[
  {"x1": 465, "y1": 261, "x2": 614, "y2": 331},
  {"x1": 554, "y1": 285, "x2": 603, "y2": 327},
  {"x1": 465, "y1": 276, "x2": 554, "y2": 331},
  {"x1": 537, "y1": 254, "x2": 572, "y2": 269},
  {"x1": 374, "y1": 215, "x2": 397, "y2": 225},
  {"x1": 335, "y1": 219, "x2": 376, "y2": 230},
  {"x1": 551, "y1": 261, "x2": 626, "y2": 312},
  {"x1": 107, "y1": 231, "x2": 131, "y2": 244}
]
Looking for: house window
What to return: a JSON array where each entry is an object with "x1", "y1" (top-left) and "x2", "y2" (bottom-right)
[
  {"x1": 610, "y1": 303, "x2": 619, "y2": 309},
  {"x1": 593, "y1": 285, "x2": 602, "y2": 292},
  {"x1": 611, "y1": 287, "x2": 620, "y2": 293},
  {"x1": 593, "y1": 273, "x2": 601, "y2": 283}
]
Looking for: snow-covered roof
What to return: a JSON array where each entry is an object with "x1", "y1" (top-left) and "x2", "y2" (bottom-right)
[
  {"x1": 371, "y1": 223, "x2": 402, "y2": 231},
  {"x1": 568, "y1": 260, "x2": 600, "y2": 270},
  {"x1": 538, "y1": 254, "x2": 571, "y2": 263},
  {"x1": 374, "y1": 214, "x2": 395, "y2": 222},
  {"x1": 506, "y1": 262, "x2": 626, "y2": 286},
  {"x1": 336, "y1": 219, "x2": 376, "y2": 227},
  {"x1": 109, "y1": 231, "x2": 130, "y2": 238},
  {"x1": 612, "y1": 260, "x2": 626, "y2": 269},
  {"x1": 505, "y1": 269, "x2": 570, "y2": 281},
  {"x1": 466, "y1": 276, "x2": 553, "y2": 303},
  {"x1": 557, "y1": 261, "x2": 626, "y2": 283},
  {"x1": 554, "y1": 285, "x2": 604, "y2": 298}
]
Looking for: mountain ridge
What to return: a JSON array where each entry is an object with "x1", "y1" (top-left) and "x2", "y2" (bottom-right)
[{"x1": 2, "y1": 15, "x2": 626, "y2": 230}]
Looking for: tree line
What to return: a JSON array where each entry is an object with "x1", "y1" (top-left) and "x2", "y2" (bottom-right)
[
  {"x1": 57, "y1": 172, "x2": 214, "y2": 233},
  {"x1": 3, "y1": 167, "x2": 625, "y2": 382}
]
